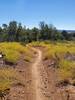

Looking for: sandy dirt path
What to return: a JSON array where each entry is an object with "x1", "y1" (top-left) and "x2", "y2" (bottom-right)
[
  {"x1": 31, "y1": 48, "x2": 65, "y2": 100},
  {"x1": 31, "y1": 48, "x2": 53, "y2": 100},
  {"x1": 31, "y1": 48, "x2": 43, "y2": 100}
]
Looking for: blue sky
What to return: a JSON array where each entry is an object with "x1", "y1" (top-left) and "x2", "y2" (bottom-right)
[{"x1": 0, "y1": 0, "x2": 75, "y2": 29}]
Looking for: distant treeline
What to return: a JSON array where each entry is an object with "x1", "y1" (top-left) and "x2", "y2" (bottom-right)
[{"x1": 0, "y1": 21, "x2": 75, "y2": 42}]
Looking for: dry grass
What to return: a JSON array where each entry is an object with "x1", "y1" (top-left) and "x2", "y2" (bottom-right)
[
  {"x1": 0, "y1": 42, "x2": 34, "y2": 92},
  {"x1": 0, "y1": 42, "x2": 34, "y2": 64},
  {"x1": 30, "y1": 41, "x2": 75, "y2": 83},
  {"x1": 58, "y1": 60, "x2": 75, "y2": 80},
  {"x1": 0, "y1": 67, "x2": 19, "y2": 91}
]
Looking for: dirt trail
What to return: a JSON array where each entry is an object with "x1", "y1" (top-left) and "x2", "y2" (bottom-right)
[
  {"x1": 31, "y1": 48, "x2": 65, "y2": 100},
  {"x1": 7, "y1": 48, "x2": 71, "y2": 100},
  {"x1": 31, "y1": 48, "x2": 43, "y2": 100},
  {"x1": 31, "y1": 48, "x2": 58, "y2": 100}
]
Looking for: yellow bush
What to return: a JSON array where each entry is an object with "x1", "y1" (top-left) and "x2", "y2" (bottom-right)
[
  {"x1": 0, "y1": 68, "x2": 19, "y2": 91},
  {"x1": 0, "y1": 42, "x2": 34, "y2": 64},
  {"x1": 58, "y1": 60, "x2": 75, "y2": 80},
  {"x1": 30, "y1": 41, "x2": 75, "y2": 81}
]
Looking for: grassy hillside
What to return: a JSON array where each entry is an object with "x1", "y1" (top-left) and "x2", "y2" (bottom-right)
[
  {"x1": 0, "y1": 42, "x2": 34, "y2": 64},
  {"x1": 31, "y1": 41, "x2": 75, "y2": 84},
  {"x1": 0, "y1": 41, "x2": 75, "y2": 96},
  {"x1": 0, "y1": 42, "x2": 34, "y2": 92}
]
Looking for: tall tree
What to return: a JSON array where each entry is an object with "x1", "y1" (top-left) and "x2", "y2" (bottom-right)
[
  {"x1": 31, "y1": 27, "x2": 39, "y2": 41},
  {"x1": 16, "y1": 23, "x2": 22, "y2": 41},
  {"x1": 8, "y1": 21, "x2": 17, "y2": 41},
  {"x1": 61, "y1": 30, "x2": 69, "y2": 40},
  {"x1": 39, "y1": 21, "x2": 46, "y2": 40}
]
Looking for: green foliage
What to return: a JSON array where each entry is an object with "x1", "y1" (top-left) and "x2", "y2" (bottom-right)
[{"x1": 0, "y1": 21, "x2": 75, "y2": 42}]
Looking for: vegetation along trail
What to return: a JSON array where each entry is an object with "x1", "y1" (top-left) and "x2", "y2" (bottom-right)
[{"x1": 5, "y1": 44, "x2": 75, "y2": 100}]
